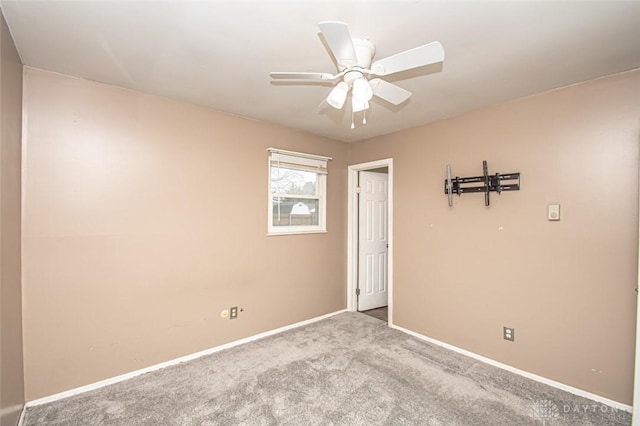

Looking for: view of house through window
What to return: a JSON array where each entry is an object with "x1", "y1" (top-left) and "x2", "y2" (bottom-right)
[
  {"x1": 268, "y1": 148, "x2": 330, "y2": 234},
  {"x1": 271, "y1": 167, "x2": 319, "y2": 227}
]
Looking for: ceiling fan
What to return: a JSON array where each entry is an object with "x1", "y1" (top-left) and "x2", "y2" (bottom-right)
[{"x1": 270, "y1": 21, "x2": 445, "y2": 128}]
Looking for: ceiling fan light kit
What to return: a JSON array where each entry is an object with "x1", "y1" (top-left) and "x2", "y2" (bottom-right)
[
  {"x1": 352, "y1": 98, "x2": 369, "y2": 113},
  {"x1": 327, "y1": 82, "x2": 349, "y2": 109},
  {"x1": 352, "y1": 77, "x2": 373, "y2": 104},
  {"x1": 270, "y1": 21, "x2": 445, "y2": 128}
]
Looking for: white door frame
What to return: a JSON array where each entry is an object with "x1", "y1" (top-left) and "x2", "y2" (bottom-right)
[
  {"x1": 347, "y1": 158, "x2": 393, "y2": 325},
  {"x1": 633, "y1": 177, "x2": 640, "y2": 424},
  {"x1": 634, "y1": 283, "x2": 639, "y2": 424}
]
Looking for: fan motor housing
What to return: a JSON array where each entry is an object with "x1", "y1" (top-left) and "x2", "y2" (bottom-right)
[
  {"x1": 343, "y1": 70, "x2": 365, "y2": 84},
  {"x1": 352, "y1": 38, "x2": 375, "y2": 69}
]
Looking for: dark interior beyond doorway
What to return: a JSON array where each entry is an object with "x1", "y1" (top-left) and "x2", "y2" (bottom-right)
[{"x1": 361, "y1": 306, "x2": 388, "y2": 322}]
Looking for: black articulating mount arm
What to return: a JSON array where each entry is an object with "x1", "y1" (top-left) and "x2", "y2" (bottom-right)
[{"x1": 444, "y1": 161, "x2": 520, "y2": 207}]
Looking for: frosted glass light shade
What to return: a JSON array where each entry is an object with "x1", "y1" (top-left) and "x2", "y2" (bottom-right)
[
  {"x1": 352, "y1": 78, "x2": 373, "y2": 104},
  {"x1": 327, "y1": 82, "x2": 349, "y2": 109},
  {"x1": 352, "y1": 96, "x2": 369, "y2": 112}
]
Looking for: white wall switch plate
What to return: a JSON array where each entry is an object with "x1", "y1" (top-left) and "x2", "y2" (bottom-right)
[{"x1": 548, "y1": 204, "x2": 560, "y2": 221}]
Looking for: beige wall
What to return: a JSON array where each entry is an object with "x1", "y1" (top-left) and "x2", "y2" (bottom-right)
[
  {"x1": 349, "y1": 70, "x2": 640, "y2": 405},
  {"x1": 0, "y1": 12, "x2": 24, "y2": 426},
  {"x1": 19, "y1": 63, "x2": 640, "y2": 405},
  {"x1": 22, "y1": 68, "x2": 348, "y2": 400}
]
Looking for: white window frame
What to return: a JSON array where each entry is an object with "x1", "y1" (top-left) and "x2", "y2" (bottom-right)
[{"x1": 267, "y1": 148, "x2": 331, "y2": 235}]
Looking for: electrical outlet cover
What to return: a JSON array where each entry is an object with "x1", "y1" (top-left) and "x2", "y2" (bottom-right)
[{"x1": 503, "y1": 327, "x2": 515, "y2": 342}]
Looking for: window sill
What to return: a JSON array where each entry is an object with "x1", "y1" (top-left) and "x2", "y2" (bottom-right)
[{"x1": 267, "y1": 230, "x2": 328, "y2": 236}]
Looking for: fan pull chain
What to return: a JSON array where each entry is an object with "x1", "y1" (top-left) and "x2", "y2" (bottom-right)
[
  {"x1": 363, "y1": 110, "x2": 367, "y2": 125},
  {"x1": 351, "y1": 111, "x2": 355, "y2": 129}
]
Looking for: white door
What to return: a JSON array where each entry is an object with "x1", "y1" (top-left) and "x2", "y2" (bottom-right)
[{"x1": 358, "y1": 171, "x2": 389, "y2": 311}]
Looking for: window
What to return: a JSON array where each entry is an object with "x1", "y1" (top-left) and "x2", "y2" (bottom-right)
[{"x1": 267, "y1": 148, "x2": 331, "y2": 235}]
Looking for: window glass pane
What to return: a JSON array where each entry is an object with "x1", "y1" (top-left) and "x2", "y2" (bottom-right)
[
  {"x1": 272, "y1": 198, "x2": 319, "y2": 227},
  {"x1": 271, "y1": 166, "x2": 317, "y2": 197}
]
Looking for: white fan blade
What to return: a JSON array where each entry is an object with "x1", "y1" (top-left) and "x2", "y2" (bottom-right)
[
  {"x1": 370, "y1": 79, "x2": 412, "y2": 105},
  {"x1": 270, "y1": 72, "x2": 338, "y2": 81},
  {"x1": 371, "y1": 41, "x2": 444, "y2": 76},
  {"x1": 318, "y1": 21, "x2": 358, "y2": 68}
]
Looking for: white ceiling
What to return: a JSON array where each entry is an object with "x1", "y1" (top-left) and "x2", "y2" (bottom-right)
[{"x1": 2, "y1": 1, "x2": 639, "y2": 143}]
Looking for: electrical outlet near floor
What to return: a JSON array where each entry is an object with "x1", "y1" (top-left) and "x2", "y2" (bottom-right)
[
  {"x1": 503, "y1": 326, "x2": 515, "y2": 342},
  {"x1": 230, "y1": 306, "x2": 238, "y2": 320}
]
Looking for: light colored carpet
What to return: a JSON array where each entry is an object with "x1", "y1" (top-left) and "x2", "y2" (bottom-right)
[{"x1": 23, "y1": 312, "x2": 631, "y2": 425}]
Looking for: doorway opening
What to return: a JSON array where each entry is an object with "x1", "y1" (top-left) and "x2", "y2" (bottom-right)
[{"x1": 347, "y1": 159, "x2": 393, "y2": 325}]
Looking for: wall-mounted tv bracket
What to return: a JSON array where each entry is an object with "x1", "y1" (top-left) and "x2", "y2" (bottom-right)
[{"x1": 444, "y1": 161, "x2": 520, "y2": 206}]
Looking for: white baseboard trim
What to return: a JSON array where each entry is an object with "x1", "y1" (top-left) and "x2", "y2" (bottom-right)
[
  {"x1": 17, "y1": 405, "x2": 26, "y2": 426},
  {"x1": 390, "y1": 324, "x2": 633, "y2": 413},
  {"x1": 25, "y1": 309, "x2": 347, "y2": 408}
]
